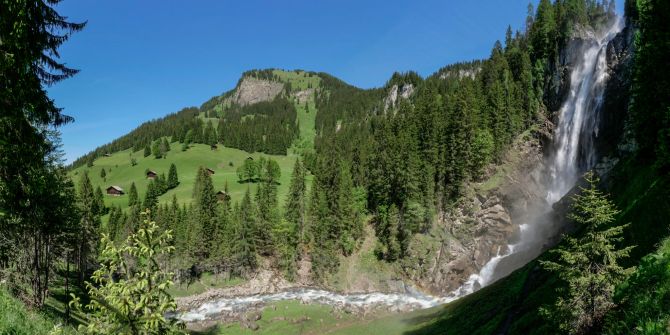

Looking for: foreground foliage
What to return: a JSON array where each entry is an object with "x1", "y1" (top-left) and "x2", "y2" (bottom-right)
[
  {"x1": 0, "y1": 0, "x2": 84, "y2": 308},
  {"x1": 71, "y1": 211, "x2": 184, "y2": 334},
  {"x1": 604, "y1": 238, "x2": 670, "y2": 334},
  {"x1": 541, "y1": 172, "x2": 634, "y2": 334}
]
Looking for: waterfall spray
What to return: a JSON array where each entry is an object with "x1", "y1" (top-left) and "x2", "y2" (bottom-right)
[{"x1": 446, "y1": 16, "x2": 624, "y2": 300}]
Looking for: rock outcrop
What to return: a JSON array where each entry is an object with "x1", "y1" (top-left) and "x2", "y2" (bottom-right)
[
  {"x1": 229, "y1": 77, "x2": 284, "y2": 106},
  {"x1": 403, "y1": 131, "x2": 545, "y2": 295},
  {"x1": 383, "y1": 83, "x2": 414, "y2": 112}
]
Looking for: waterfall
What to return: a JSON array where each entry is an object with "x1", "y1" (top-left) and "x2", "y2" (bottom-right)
[
  {"x1": 547, "y1": 17, "x2": 624, "y2": 203},
  {"x1": 445, "y1": 16, "x2": 624, "y2": 300}
]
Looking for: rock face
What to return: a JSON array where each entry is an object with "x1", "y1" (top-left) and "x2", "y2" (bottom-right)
[
  {"x1": 403, "y1": 133, "x2": 545, "y2": 295},
  {"x1": 230, "y1": 77, "x2": 284, "y2": 106},
  {"x1": 294, "y1": 88, "x2": 315, "y2": 104},
  {"x1": 383, "y1": 84, "x2": 414, "y2": 112},
  {"x1": 438, "y1": 67, "x2": 481, "y2": 80}
]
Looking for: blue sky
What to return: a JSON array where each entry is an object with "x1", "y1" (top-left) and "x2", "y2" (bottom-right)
[{"x1": 49, "y1": 0, "x2": 623, "y2": 163}]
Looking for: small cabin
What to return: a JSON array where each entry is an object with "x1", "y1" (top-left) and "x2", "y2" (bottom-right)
[
  {"x1": 205, "y1": 168, "x2": 215, "y2": 176},
  {"x1": 246, "y1": 156, "x2": 254, "y2": 161},
  {"x1": 216, "y1": 191, "x2": 231, "y2": 202},
  {"x1": 106, "y1": 186, "x2": 124, "y2": 196},
  {"x1": 210, "y1": 144, "x2": 218, "y2": 150},
  {"x1": 146, "y1": 170, "x2": 158, "y2": 179},
  {"x1": 103, "y1": 153, "x2": 111, "y2": 157}
]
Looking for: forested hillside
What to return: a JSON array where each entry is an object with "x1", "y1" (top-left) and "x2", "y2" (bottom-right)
[{"x1": 2, "y1": 0, "x2": 670, "y2": 334}]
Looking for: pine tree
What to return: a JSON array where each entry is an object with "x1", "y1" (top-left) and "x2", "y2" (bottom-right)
[
  {"x1": 93, "y1": 186, "x2": 106, "y2": 215},
  {"x1": 128, "y1": 182, "x2": 139, "y2": 207},
  {"x1": 540, "y1": 172, "x2": 634, "y2": 334},
  {"x1": 236, "y1": 189, "x2": 257, "y2": 272},
  {"x1": 273, "y1": 218, "x2": 298, "y2": 281},
  {"x1": 204, "y1": 120, "x2": 217, "y2": 146},
  {"x1": 143, "y1": 181, "x2": 159, "y2": 213},
  {"x1": 159, "y1": 138, "x2": 168, "y2": 159},
  {"x1": 386, "y1": 205, "x2": 401, "y2": 261},
  {"x1": 531, "y1": 0, "x2": 557, "y2": 61},
  {"x1": 152, "y1": 140, "x2": 162, "y2": 159},
  {"x1": 164, "y1": 137, "x2": 171, "y2": 152},
  {"x1": 76, "y1": 172, "x2": 101, "y2": 284},
  {"x1": 157, "y1": 172, "x2": 167, "y2": 194},
  {"x1": 144, "y1": 144, "x2": 151, "y2": 157},
  {"x1": 168, "y1": 163, "x2": 179, "y2": 189},
  {"x1": 255, "y1": 181, "x2": 278, "y2": 256},
  {"x1": 100, "y1": 168, "x2": 106, "y2": 179},
  {"x1": 192, "y1": 167, "x2": 218, "y2": 259},
  {"x1": 209, "y1": 190, "x2": 234, "y2": 274},
  {"x1": 0, "y1": 8, "x2": 84, "y2": 301},
  {"x1": 285, "y1": 158, "x2": 307, "y2": 244}
]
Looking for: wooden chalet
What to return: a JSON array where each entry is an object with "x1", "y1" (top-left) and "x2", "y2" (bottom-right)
[
  {"x1": 146, "y1": 170, "x2": 158, "y2": 179},
  {"x1": 205, "y1": 168, "x2": 215, "y2": 176},
  {"x1": 106, "y1": 186, "x2": 124, "y2": 196},
  {"x1": 216, "y1": 191, "x2": 231, "y2": 202},
  {"x1": 210, "y1": 144, "x2": 218, "y2": 150}
]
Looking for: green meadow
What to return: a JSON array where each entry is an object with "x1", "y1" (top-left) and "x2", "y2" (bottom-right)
[{"x1": 69, "y1": 143, "x2": 310, "y2": 213}]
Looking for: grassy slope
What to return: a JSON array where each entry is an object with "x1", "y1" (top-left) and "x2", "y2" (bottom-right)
[
  {"x1": 275, "y1": 69, "x2": 319, "y2": 153},
  {"x1": 69, "y1": 144, "x2": 305, "y2": 211},
  {"x1": 69, "y1": 69, "x2": 321, "y2": 213},
  {"x1": 0, "y1": 287, "x2": 71, "y2": 334}
]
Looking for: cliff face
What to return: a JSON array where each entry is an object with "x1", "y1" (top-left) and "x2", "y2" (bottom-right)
[
  {"x1": 402, "y1": 130, "x2": 545, "y2": 295},
  {"x1": 403, "y1": 20, "x2": 635, "y2": 296},
  {"x1": 228, "y1": 77, "x2": 284, "y2": 106}
]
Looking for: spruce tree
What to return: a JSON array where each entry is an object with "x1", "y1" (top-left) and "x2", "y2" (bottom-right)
[
  {"x1": 152, "y1": 140, "x2": 162, "y2": 159},
  {"x1": 285, "y1": 158, "x2": 307, "y2": 244},
  {"x1": 164, "y1": 137, "x2": 171, "y2": 152},
  {"x1": 192, "y1": 167, "x2": 217, "y2": 258},
  {"x1": 273, "y1": 218, "x2": 298, "y2": 281},
  {"x1": 237, "y1": 189, "x2": 257, "y2": 272},
  {"x1": 100, "y1": 168, "x2": 106, "y2": 179},
  {"x1": 159, "y1": 140, "x2": 168, "y2": 159},
  {"x1": 168, "y1": 163, "x2": 179, "y2": 189},
  {"x1": 94, "y1": 185, "x2": 106, "y2": 215},
  {"x1": 144, "y1": 144, "x2": 151, "y2": 157},
  {"x1": 76, "y1": 172, "x2": 101, "y2": 284},
  {"x1": 128, "y1": 182, "x2": 139, "y2": 207},
  {"x1": 540, "y1": 172, "x2": 634, "y2": 334},
  {"x1": 386, "y1": 205, "x2": 401, "y2": 261},
  {"x1": 143, "y1": 181, "x2": 158, "y2": 213}
]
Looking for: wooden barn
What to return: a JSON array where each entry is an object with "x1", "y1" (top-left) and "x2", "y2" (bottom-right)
[
  {"x1": 216, "y1": 191, "x2": 231, "y2": 202},
  {"x1": 210, "y1": 144, "x2": 218, "y2": 150},
  {"x1": 205, "y1": 168, "x2": 215, "y2": 176},
  {"x1": 106, "y1": 186, "x2": 124, "y2": 196},
  {"x1": 146, "y1": 170, "x2": 157, "y2": 179}
]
